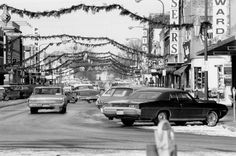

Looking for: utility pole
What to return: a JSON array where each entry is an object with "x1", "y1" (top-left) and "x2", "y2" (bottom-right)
[{"x1": 204, "y1": 0, "x2": 209, "y2": 100}]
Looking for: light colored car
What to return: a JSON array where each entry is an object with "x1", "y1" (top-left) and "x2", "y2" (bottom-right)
[
  {"x1": 74, "y1": 89, "x2": 100, "y2": 103},
  {"x1": 28, "y1": 86, "x2": 68, "y2": 114},
  {"x1": 96, "y1": 86, "x2": 144, "y2": 109},
  {"x1": 73, "y1": 84, "x2": 94, "y2": 90}
]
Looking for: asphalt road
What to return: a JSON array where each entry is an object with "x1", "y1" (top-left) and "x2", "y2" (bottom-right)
[{"x1": 0, "y1": 101, "x2": 236, "y2": 153}]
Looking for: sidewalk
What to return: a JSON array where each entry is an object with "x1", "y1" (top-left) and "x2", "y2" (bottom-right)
[
  {"x1": 0, "y1": 99, "x2": 27, "y2": 108},
  {"x1": 221, "y1": 106, "x2": 236, "y2": 132}
]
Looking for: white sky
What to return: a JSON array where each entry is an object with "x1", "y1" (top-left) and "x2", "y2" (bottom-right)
[
  {"x1": 1, "y1": 0, "x2": 235, "y2": 53},
  {"x1": 1, "y1": 0, "x2": 170, "y2": 44}
]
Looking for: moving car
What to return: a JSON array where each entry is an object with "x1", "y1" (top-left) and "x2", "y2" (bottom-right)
[
  {"x1": 96, "y1": 86, "x2": 144, "y2": 109},
  {"x1": 73, "y1": 84, "x2": 94, "y2": 90},
  {"x1": 75, "y1": 89, "x2": 100, "y2": 103},
  {"x1": 28, "y1": 86, "x2": 68, "y2": 114},
  {"x1": 102, "y1": 88, "x2": 228, "y2": 127}
]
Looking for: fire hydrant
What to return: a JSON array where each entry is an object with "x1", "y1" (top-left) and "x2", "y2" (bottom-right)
[{"x1": 154, "y1": 119, "x2": 177, "y2": 156}]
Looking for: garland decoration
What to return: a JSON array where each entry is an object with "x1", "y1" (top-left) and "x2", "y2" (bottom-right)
[
  {"x1": 0, "y1": 3, "x2": 193, "y2": 28},
  {"x1": 21, "y1": 34, "x2": 145, "y2": 54}
]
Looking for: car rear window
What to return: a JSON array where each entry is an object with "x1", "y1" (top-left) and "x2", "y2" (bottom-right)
[
  {"x1": 77, "y1": 90, "x2": 98, "y2": 96},
  {"x1": 112, "y1": 88, "x2": 133, "y2": 97},
  {"x1": 129, "y1": 91, "x2": 161, "y2": 100},
  {"x1": 34, "y1": 88, "x2": 62, "y2": 95}
]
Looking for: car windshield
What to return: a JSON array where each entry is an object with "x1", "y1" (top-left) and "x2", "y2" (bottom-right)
[
  {"x1": 128, "y1": 91, "x2": 161, "y2": 100},
  {"x1": 34, "y1": 88, "x2": 61, "y2": 95}
]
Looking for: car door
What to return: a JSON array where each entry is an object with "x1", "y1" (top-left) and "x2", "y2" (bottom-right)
[
  {"x1": 177, "y1": 92, "x2": 203, "y2": 119},
  {"x1": 168, "y1": 92, "x2": 182, "y2": 120}
]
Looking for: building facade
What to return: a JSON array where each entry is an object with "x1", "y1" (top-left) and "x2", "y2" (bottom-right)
[{"x1": 0, "y1": 21, "x2": 24, "y2": 85}]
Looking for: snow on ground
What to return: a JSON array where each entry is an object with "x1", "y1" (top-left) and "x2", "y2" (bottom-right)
[
  {"x1": 0, "y1": 148, "x2": 235, "y2": 156},
  {"x1": 137, "y1": 124, "x2": 236, "y2": 137}
]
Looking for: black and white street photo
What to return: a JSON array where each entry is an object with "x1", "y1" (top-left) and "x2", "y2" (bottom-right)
[{"x1": 0, "y1": 0, "x2": 236, "y2": 156}]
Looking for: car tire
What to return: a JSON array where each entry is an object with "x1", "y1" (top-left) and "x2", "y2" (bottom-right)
[
  {"x1": 205, "y1": 111, "x2": 219, "y2": 127},
  {"x1": 60, "y1": 107, "x2": 67, "y2": 114},
  {"x1": 30, "y1": 108, "x2": 38, "y2": 114},
  {"x1": 121, "y1": 119, "x2": 135, "y2": 126},
  {"x1": 174, "y1": 121, "x2": 186, "y2": 126},
  {"x1": 153, "y1": 112, "x2": 168, "y2": 126}
]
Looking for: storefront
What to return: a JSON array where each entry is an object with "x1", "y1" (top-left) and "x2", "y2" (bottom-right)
[{"x1": 197, "y1": 35, "x2": 236, "y2": 105}]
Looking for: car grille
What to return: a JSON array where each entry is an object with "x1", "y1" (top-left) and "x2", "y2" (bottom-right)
[{"x1": 111, "y1": 103, "x2": 129, "y2": 107}]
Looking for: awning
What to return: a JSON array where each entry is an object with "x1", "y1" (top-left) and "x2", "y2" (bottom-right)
[
  {"x1": 173, "y1": 65, "x2": 189, "y2": 76},
  {"x1": 196, "y1": 35, "x2": 236, "y2": 56}
]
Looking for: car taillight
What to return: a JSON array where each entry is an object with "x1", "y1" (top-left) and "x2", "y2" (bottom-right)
[{"x1": 129, "y1": 104, "x2": 139, "y2": 109}]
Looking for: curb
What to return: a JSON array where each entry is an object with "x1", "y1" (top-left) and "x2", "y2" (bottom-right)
[
  {"x1": 222, "y1": 124, "x2": 236, "y2": 132},
  {"x1": 0, "y1": 100, "x2": 27, "y2": 109}
]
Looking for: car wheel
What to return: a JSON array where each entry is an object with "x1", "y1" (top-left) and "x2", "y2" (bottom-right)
[
  {"x1": 205, "y1": 111, "x2": 219, "y2": 127},
  {"x1": 153, "y1": 112, "x2": 168, "y2": 126},
  {"x1": 30, "y1": 108, "x2": 38, "y2": 114},
  {"x1": 60, "y1": 107, "x2": 67, "y2": 114},
  {"x1": 121, "y1": 119, "x2": 135, "y2": 126},
  {"x1": 175, "y1": 121, "x2": 186, "y2": 126}
]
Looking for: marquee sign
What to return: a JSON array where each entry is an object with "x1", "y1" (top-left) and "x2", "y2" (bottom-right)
[
  {"x1": 170, "y1": 0, "x2": 179, "y2": 55},
  {"x1": 213, "y1": 0, "x2": 228, "y2": 38}
]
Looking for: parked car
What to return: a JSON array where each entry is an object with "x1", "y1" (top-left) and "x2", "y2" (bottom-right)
[
  {"x1": 2, "y1": 85, "x2": 21, "y2": 101},
  {"x1": 16, "y1": 85, "x2": 34, "y2": 99},
  {"x1": 102, "y1": 88, "x2": 228, "y2": 127},
  {"x1": 0, "y1": 86, "x2": 5, "y2": 100},
  {"x1": 96, "y1": 86, "x2": 144, "y2": 109},
  {"x1": 65, "y1": 91, "x2": 77, "y2": 103},
  {"x1": 28, "y1": 86, "x2": 68, "y2": 114}
]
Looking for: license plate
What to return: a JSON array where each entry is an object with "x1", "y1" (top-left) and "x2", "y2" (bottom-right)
[
  {"x1": 42, "y1": 104, "x2": 50, "y2": 107},
  {"x1": 116, "y1": 110, "x2": 124, "y2": 115}
]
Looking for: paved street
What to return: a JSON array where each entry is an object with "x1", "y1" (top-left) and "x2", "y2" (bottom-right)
[{"x1": 0, "y1": 100, "x2": 236, "y2": 155}]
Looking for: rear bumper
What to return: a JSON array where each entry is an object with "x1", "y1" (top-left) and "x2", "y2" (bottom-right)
[
  {"x1": 103, "y1": 107, "x2": 141, "y2": 119},
  {"x1": 28, "y1": 103, "x2": 65, "y2": 109},
  {"x1": 77, "y1": 96, "x2": 98, "y2": 101}
]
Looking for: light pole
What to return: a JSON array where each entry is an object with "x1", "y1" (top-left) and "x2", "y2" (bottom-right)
[
  {"x1": 135, "y1": 0, "x2": 164, "y2": 15},
  {"x1": 126, "y1": 38, "x2": 142, "y2": 69},
  {"x1": 204, "y1": 0, "x2": 209, "y2": 100}
]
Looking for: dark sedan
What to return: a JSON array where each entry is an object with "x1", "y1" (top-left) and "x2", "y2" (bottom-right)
[{"x1": 103, "y1": 88, "x2": 228, "y2": 126}]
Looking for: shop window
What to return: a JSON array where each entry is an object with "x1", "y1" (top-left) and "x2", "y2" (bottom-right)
[{"x1": 194, "y1": 67, "x2": 205, "y2": 90}]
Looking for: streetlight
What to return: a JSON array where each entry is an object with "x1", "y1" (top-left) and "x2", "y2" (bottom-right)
[
  {"x1": 135, "y1": 0, "x2": 164, "y2": 15},
  {"x1": 203, "y1": 0, "x2": 209, "y2": 100}
]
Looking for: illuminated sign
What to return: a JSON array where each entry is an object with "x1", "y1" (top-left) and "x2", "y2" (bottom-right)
[
  {"x1": 213, "y1": 0, "x2": 228, "y2": 38},
  {"x1": 170, "y1": 0, "x2": 179, "y2": 55}
]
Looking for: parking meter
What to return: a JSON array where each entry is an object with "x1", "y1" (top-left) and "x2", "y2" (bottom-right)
[{"x1": 154, "y1": 120, "x2": 177, "y2": 156}]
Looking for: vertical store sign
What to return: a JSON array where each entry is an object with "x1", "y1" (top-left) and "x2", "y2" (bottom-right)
[
  {"x1": 170, "y1": 0, "x2": 179, "y2": 55},
  {"x1": 213, "y1": 0, "x2": 228, "y2": 38}
]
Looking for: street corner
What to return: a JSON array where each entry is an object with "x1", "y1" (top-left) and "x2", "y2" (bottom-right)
[
  {"x1": 222, "y1": 123, "x2": 236, "y2": 132},
  {"x1": 0, "y1": 99, "x2": 27, "y2": 108}
]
